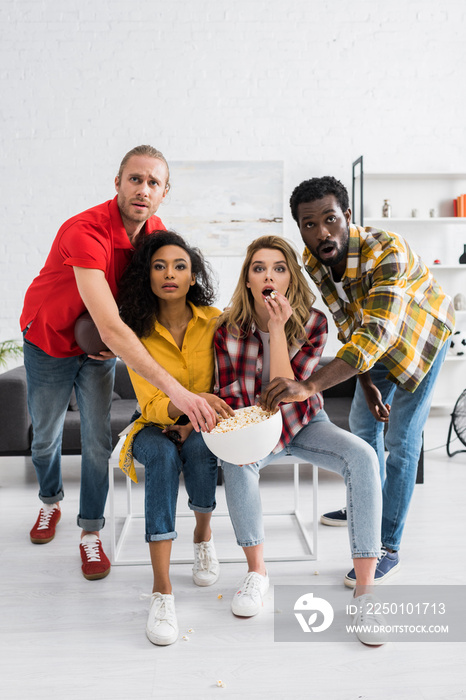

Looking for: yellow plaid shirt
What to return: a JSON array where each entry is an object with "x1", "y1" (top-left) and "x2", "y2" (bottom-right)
[{"x1": 303, "y1": 225, "x2": 455, "y2": 392}]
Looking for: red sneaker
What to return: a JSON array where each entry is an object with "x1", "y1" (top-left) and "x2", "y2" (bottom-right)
[
  {"x1": 80, "y1": 535, "x2": 111, "y2": 580},
  {"x1": 30, "y1": 505, "x2": 61, "y2": 544}
]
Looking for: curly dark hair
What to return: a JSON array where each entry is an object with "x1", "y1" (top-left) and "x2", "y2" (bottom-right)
[
  {"x1": 119, "y1": 230, "x2": 217, "y2": 338},
  {"x1": 289, "y1": 176, "x2": 350, "y2": 222}
]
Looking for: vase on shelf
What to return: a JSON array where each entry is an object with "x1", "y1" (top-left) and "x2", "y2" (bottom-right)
[
  {"x1": 382, "y1": 199, "x2": 391, "y2": 218},
  {"x1": 460, "y1": 245, "x2": 466, "y2": 264},
  {"x1": 454, "y1": 293, "x2": 466, "y2": 311}
]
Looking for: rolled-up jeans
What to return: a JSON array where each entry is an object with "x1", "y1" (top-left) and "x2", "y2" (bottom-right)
[
  {"x1": 23, "y1": 336, "x2": 115, "y2": 531},
  {"x1": 132, "y1": 425, "x2": 218, "y2": 542},
  {"x1": 221, "y1": 409, "x2": 381, "y2": 559}
]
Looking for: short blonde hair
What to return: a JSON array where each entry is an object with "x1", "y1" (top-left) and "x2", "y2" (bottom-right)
[{"x1": 117, "y1": 145, "x2": 170, "y2": 191}]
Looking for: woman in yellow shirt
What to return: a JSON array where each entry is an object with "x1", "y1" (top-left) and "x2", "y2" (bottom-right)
[{"x1": 118, "y1": 230, "x2": 232, "y2": 647}]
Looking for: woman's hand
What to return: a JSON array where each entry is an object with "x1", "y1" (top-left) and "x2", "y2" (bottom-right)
[
  {"x1": 162, "y1": 423, "x2": 194, "y2": 445},
  {"x1": 264, "y1": 291, "x2": 293, "y2": 331},
  {"x1": 198, "y1": 393, "x2": 235, "y2": 420},
  {"x1": 359, "y1": 373, "x2": 391, "y2": 422}
]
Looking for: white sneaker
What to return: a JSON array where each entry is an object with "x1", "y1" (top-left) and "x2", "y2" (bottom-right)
[
  {"x1": 192, "y1": 536, "x2": 220, "y2": 587},
  {"x1": 231, "y1": 571, "x2": 269, "y2": 617},
  {"x1": 146, "y1": 593, "x2": 178, "y2": 646},
  {"x1": 352, "y1": 593, "x2": 387, "y2": 646}
]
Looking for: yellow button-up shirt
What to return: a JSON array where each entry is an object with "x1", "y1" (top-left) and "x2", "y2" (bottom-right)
[{"x1": 119, "y1": 303, "x2": 221, "y2": 481}]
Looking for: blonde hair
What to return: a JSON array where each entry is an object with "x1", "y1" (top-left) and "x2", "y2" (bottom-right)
[
  {"x1": 117, "y1": 145, "x2": 170, "y2": 191},
  {"x1": 217, "y1": 235, "x2": 315, "y2": 347}
]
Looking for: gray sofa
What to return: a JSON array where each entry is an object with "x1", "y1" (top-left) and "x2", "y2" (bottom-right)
[
  {"x1": 0, "y1": 356, "x2": 423, "y2": 482},
  {"x1": 0, "y1": 360, "x2": 137, "y2": 456}
]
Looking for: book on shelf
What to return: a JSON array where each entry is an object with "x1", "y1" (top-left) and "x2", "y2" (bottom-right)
[{"x1": 455, "y1": 194, "x2": 466, "y2": 217}]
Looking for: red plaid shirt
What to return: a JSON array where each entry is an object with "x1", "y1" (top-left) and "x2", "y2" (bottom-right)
[{"x1": 214, "y1": 309, "x2": 328, "y2": 453}]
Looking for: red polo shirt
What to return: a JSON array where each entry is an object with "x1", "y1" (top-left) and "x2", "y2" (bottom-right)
[{"x1": 20, "y1": 196, "x2": 165, "y2": 357}]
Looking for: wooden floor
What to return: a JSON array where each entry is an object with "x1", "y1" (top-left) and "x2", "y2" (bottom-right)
[{"x1": 1, "y1": 410, "x2": 465, "y2": 700}]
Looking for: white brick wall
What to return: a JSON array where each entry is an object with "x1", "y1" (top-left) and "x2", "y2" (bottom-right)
[{"x1": 1, "y1": 0, "x2": 466, "y2": 367}]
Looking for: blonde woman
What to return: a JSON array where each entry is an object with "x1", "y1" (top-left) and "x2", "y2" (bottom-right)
[{"x1": 214, "y1": 235, "x2": 385, "y2": 646}]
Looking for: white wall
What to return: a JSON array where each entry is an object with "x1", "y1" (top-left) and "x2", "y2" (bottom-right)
[{"x1": 1, "y1": 0, "x2": 466, "y2": 365}]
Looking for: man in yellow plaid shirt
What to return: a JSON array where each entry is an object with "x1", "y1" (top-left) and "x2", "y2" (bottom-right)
[{"x1": 263, "y1": 176, "x2": 454, "y2": 587}]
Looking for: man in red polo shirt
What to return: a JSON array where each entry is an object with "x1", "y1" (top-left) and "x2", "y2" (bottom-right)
[{"x1": 21, "y1": 145, "x2": 216, "y2": 580}]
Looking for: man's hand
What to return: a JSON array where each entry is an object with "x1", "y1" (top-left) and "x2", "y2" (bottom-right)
[
  {"x1": 359, "y1": 373, "x2": 391, "y2": 422},
  {"x1": 87, "y1": 350, "x2": 117, "y2": 361},
  {"x1": 198, "y1": 393, "x2": 235, "y2": 420},
  {"x1": 168, "y1": 385, "x2": 217, "y2": 433},
  {"x1": 360, "y1": 384, "x2": 391, "y2": 422},
  {"x1": 261, "y1": 376, "x2": 313, "y2": 411}
]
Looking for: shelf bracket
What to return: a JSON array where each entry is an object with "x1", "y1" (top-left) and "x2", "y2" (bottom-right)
[{"x1": 352, "y1": 155, "x2": 364, "y2": 226}]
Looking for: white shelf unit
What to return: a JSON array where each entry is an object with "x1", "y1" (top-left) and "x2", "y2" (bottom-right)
[
  {"x1": 354, "y1": 170, "x2": 466, "y2": 410},
  {"x1": 354, "y1": 172, "x2": 466, "y2": 220},
  {"x1": 367, "y1": 217, "x2": 466, "y2": 225}
]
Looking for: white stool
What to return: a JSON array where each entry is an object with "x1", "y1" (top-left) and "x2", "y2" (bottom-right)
[{"x1": 108, "y1": 436, "x2": 318, "y2": 566}]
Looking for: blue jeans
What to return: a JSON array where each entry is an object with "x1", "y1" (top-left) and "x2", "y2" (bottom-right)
[
  {"x1": 23, "y1": 337, "x2": 115, "y2": 531},
  {"x1": 132, "y1": 425, "x2": 218, "y2": 542},
  {"x1": 349, "y1": 340, "x2": 449, "y2": 551},
  {"x1": 221, "y1": 410, "x2": 381, "y2": 558}
]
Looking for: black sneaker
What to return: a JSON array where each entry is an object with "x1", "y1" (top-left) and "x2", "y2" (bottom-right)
[{"x1": 320, "y1": 507, "x2": 347, "y2": 527}]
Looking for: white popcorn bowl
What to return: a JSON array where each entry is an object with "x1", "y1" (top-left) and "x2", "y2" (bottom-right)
[{"x1": 202, "y1": 408, "x2": 283, "y2": 465}]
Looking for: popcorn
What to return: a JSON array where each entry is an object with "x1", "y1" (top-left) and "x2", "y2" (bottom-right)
[
  {"x1": 182, "y1": 635, "x2": 189, "y2": 641},
  {"x1": 270, "y1": 290, "x2": 278, "y2": 299},
  {"x1": 211, "y1": 406, "x2": 274, "y2": 435},
  {"x1": 217, "y1": 594, "x2": 223, "y2": 599},
  {"x1": 217, "y1": 680, "x2": 226, "y2": 688}
]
